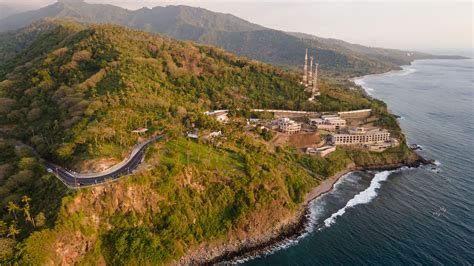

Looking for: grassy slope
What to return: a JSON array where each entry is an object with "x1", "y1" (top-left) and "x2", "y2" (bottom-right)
[{"x1": 0, "y1": 20, "x2": 418, "y2": 264}]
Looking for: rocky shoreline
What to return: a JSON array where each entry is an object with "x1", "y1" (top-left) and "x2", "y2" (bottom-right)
[{"x1": 183, "y1": 156, "x2": 432, "y2": 265}]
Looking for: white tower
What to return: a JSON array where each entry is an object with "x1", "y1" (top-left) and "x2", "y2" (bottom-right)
[
  {"x1": 308, "y1": 56, "x2": 313, "y2": 88},
  {"x1": 302, "y1": 49, "x2": 308, "y2": 86},
  {"x1": 313, "y1": 63, "x2": 320, "y2": 96}
]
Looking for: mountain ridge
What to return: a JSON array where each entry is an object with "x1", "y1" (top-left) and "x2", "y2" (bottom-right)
[{"x1": 0, "y1": 0, "x2": 464, "y2": 77}]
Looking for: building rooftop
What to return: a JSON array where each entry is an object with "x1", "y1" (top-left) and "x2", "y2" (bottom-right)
[{"x1": 340, "y1": 127, "x2": 389, "y2": 136}]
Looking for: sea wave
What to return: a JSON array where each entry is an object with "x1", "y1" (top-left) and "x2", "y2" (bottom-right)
[
  {"x1": 364, "y1": 87, "x2": 375, "y2": 93},
  {"x1": 308, "y1": 172, "x2": 354, "y2": 223},
  {"x1": 353, "y1": 78, "x2": 365, "y2": 86},
  {"x1": 395, "y1": 67, "x2": 417, "y2": 76},
  {"x1": 323, "y1": 170, "x2": 394, "y2": 227},
  {"x1": 353, "y1": 78, "x2": 375, "y2": 94},
  {"x1": 233, "y1": 237, "x2": 303, "y2": 264}
]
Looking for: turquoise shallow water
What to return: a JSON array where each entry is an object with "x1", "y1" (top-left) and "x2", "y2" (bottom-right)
[{"x1": 243, "y1": 59, "x2": 474, "y2": 265}]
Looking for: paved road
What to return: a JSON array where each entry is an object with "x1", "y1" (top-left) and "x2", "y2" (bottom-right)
[
  {"x1": 45, "y1": 135, "x2": 163, "y2": 189},
  {"x1": 205, "y1": 108, "x2": 371, "y2": 116}
]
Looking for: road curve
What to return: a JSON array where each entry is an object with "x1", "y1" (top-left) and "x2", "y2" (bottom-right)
[{"x1": 45, "y1": 135, "x2": 163, "y2": 189}]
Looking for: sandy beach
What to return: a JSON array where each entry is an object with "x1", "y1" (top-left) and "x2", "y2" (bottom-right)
[{"x1": 303, "y1": 168, "x2": 354, "y2": 206}]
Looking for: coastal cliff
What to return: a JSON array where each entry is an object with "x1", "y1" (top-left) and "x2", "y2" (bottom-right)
[{"x1": 177, "y1": 148, "x2": 427, "y2": 264}]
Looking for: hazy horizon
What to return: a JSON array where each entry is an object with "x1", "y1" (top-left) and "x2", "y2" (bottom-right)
[{"x1": 0, "y1": 0, "x2": 472, "y2": 57}]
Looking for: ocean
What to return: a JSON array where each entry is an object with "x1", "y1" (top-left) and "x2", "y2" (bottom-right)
[{"x1": 243, "y1": 59, "x2": 474, "y2": 265}]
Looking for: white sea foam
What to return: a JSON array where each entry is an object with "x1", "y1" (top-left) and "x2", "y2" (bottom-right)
[
  {"x1": 232, "y1": 210, "x2": 318, "y2": 263},
  {"x1": 323, "y1": 170, "x2": 394, "y2": 227},
  {"x1": 353, "y1": 78, "x2": 375, "y2": 94},
  {"x1": 364, "y1": 87, "x2": 375, "y2": 93},
  {"x1": 376, "y1": 67, "x2": 417, "y2": 77},
  {"x1": 395, "y1": 67, "x2": 417, "y2": 76},
  {"x1": 333, "y1": 172, "x2": 353, "y2": 188},
  {"x1": 353, "y1": 78, "x2": 365, "y2": 86},
  {"x1": 233, "y1": 228, "x2": 311, "y2": 264}
]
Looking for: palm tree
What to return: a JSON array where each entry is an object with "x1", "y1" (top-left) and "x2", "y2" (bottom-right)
[
  {"x1": 0, "y1": 220, "x2": 7, "y2": 236},
  {"x1": 7, "y1": 201, "x2": 20, "y2": 220},
  {"x1": 21, "y1": 195, "x2": 35, "y2": 228},
  {"x1": 7, "y1": 223, "x2": 20, "y2": 240},
  {"x1": 21, "y1": 195, "x2": 31, "y2": 205},
  {"x1": 22, "y1": 204, "x2": 35, "y2": 228}
]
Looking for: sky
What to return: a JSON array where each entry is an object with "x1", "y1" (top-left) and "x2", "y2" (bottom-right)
[{"x1": 1, "y1": 0, "x2": 472, "y2": 56}]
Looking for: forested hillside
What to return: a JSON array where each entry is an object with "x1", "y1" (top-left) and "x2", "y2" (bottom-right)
[
  {"x1": 0, "y1": 0, "x2": 457, "y2": 77},
  {"x1": 0, "y1": 19, "x2": 384, "y2": 167},
  {"x1": 0, "y1": 19, "x2": 305, "y2": 165},
  {"x1": 0, "y1": 19, "x2": 419, "y2": 264}
]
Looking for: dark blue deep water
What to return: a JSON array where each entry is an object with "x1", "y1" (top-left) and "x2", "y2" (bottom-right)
[{"x1": 243, "y1": 59, "x2": 474, "y2": 265}]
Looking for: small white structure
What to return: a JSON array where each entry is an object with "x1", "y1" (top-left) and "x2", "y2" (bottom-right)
[
  {"x1": 132, "y1": 128, "x2": 148, "y2": 133},
  {"x1": 187, "y1": 130, "x2": 199, "y2": 139},
  {"x1": 213, "y1": 113, "x2": 228, "y2": 123},
  {"x1": 205, "y1": 110, "x2": 229, "y2": 123},
  {"x1": 365, "y1": 138, "x2": 399, "y2": 152},
  {"x1": 306, "y1": 145, "x2": 336, "y2": 157},
  {"x1": 331, "y1": 128, "x2": 390, "y2": 145},
  {"x1": 278, "y1": 118, "x2": 301, "y2": 134},
  {"x1": 247, "y1": 118, "x2": 261, "y2": 125},
  {"x1": 208, "y1": 131, "x2": 222, "y2": 138}
]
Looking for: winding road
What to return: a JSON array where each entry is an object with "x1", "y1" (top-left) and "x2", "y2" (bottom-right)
[{"x1": 45, "y1": 135, "x2": 163, "y2": 189}]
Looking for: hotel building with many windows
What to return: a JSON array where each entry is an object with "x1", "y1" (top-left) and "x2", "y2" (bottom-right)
[{"x1": 331, "y1": 128, "x2": 390, "y2": 145}]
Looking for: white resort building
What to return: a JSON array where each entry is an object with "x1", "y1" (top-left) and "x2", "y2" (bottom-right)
[
  {"x1": 310, "y1": 115, "x2": 347, "y2": 131},
  {"x1": 331, "y1": 127, "x2": 390, "y2": 145},
  {"x1": 278, "y1": 118, "x2": 301, "y2": 134}
]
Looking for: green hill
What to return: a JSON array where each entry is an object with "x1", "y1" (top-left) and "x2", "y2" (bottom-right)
[
  {"x1": 0, "y1": 20, "x2": 419, "y2": 264},
  {"x1": 0, "y1": 0, "x2": 461, "y2": 77},
  {"x1": 0, "y1": 19, "x2": 307, "y2": 164},
  {"x1": 0, "y1": 19, "x2": 393, "y2": 166}
]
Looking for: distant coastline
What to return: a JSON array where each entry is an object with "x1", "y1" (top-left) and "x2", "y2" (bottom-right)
[{"x1": 353, "y1": 56, "x2": 470, "y2": 80}]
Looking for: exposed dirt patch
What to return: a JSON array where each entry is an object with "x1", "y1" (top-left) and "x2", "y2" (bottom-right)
[
  {"x1": 66, "y1": 182, "x2": 164, "y2": 222},
  {"x1": 73, "y1": 158, "x2": 120, "y2": 173},
  {"x1": 270, "y1": 131, "x2": 320, "y2": 149},
  {"x1": 55, "y1": 231, "x2": 96, "y2": 266}
]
